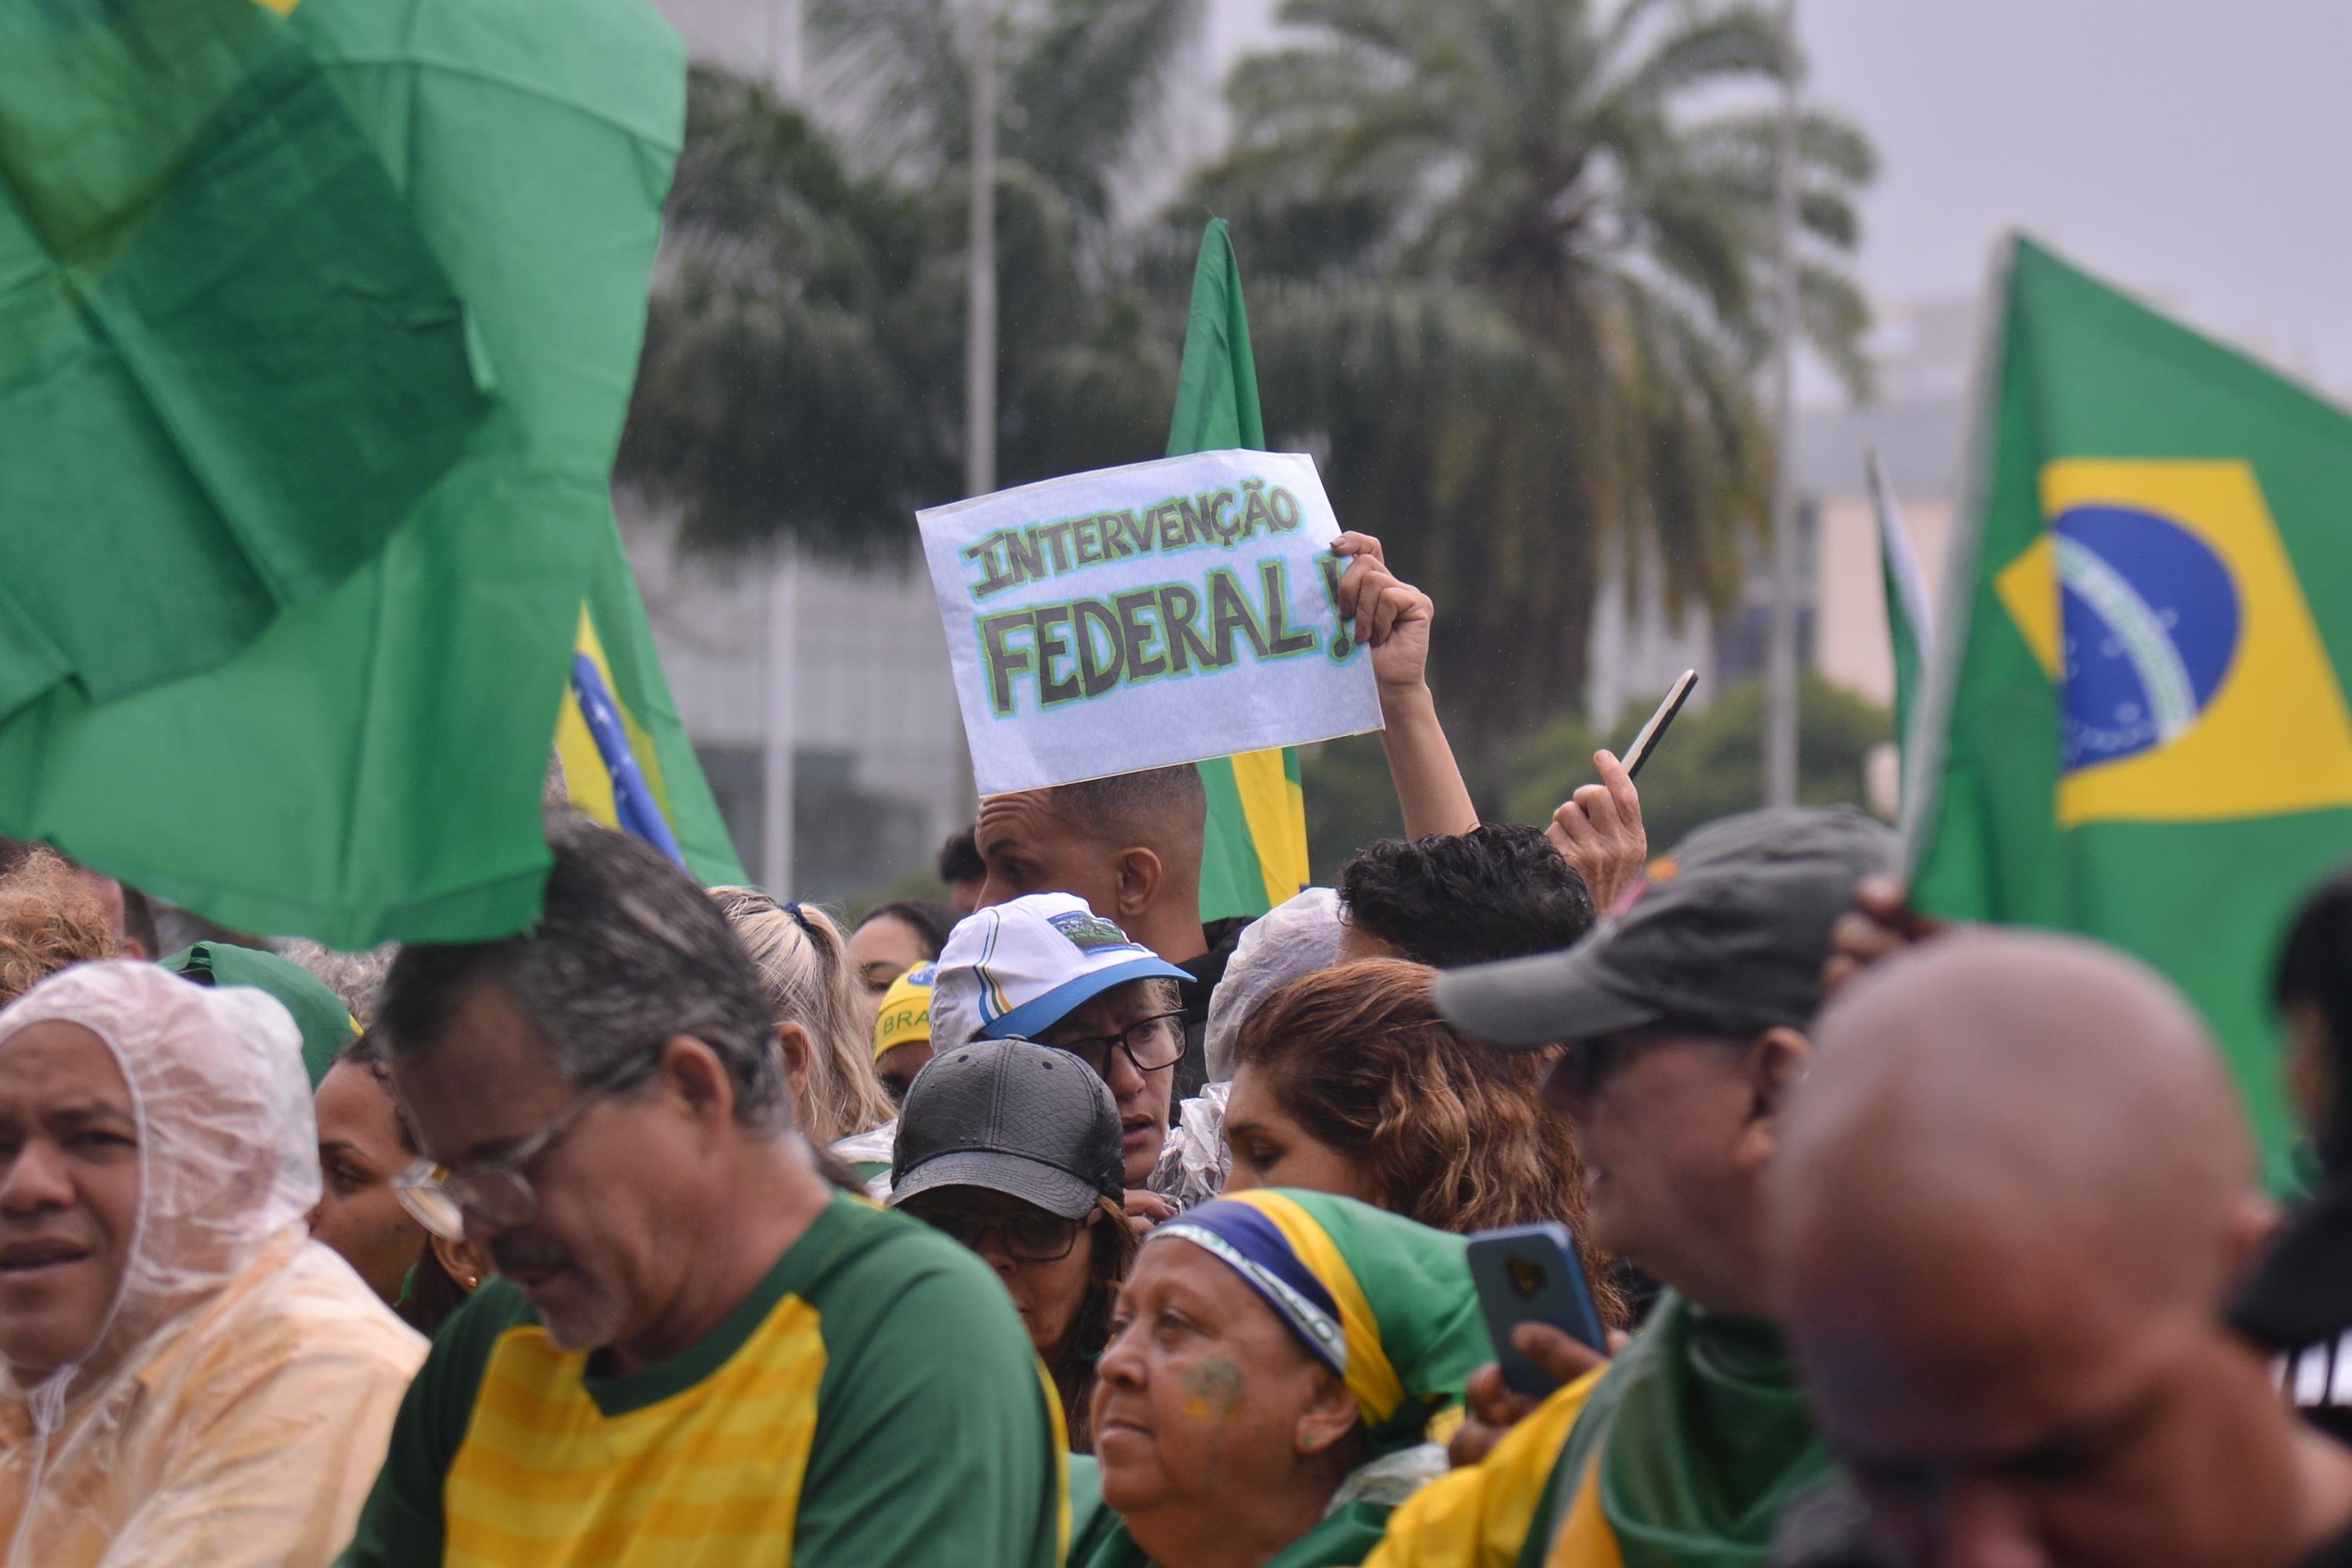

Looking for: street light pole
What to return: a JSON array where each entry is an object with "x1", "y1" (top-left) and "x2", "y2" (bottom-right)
[
  {"x1": 964, "y1": 0, "x2": 998, "y2": 500},
  {"x1": 1762, "y1": 0, "x2": 1802, "y2": 810}
]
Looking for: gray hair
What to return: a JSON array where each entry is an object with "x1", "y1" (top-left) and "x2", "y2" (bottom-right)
[
  {"x1": 273, "y1": 938, "x2": 397, "y2": 1029},
  {"x1": 708, "y1": 888, "x2": 894, "y2": 1143},
  {"x1": 378, "y1": 817, "x2": 788, "y2": 1133}
]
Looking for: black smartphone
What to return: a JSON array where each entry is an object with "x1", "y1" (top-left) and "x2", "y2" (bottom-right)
[
  {"x1": 1466, "y1": 1223, "x2": 1607, "y2": 1397},
  {"x1": 1620, "y1": 670, "x2": 1697, "y2": 779}
]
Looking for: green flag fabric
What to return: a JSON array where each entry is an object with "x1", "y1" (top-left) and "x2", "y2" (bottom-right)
[
  {"x1": 1165, "y1": 219, "x2": 1311, "y2": 921},
  {"x1": 1911, "y1": 236, "x2": 2352, "y2": 1187},
  {"x1": 1868, "y1": 448, "x2": 1932, "y2": 800},
  {"x1": 0, "y1": 0, "x2": 686, "y2": 948},
  {"x1": 557, "y1": 512, "x2": 750, "y2": 888},
  {"x1": 1517, "y1": 1290, "x2": 1831, "y2": 1568},
  {"x1": 0, "y1": 0, "x2": 489, "y2": 725}
]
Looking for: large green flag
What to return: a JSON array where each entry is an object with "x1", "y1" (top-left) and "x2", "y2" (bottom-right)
[
  {"x1": 0, "y1": 0, "x2": 686, "y2": 947},
  {"x1": 1911, "y1": 236, "x2": 2352, "y2": 1185},
  {"x1": 1165, "y1": 219, "x2": 1310, "y2": 920},
  {"x1": 0, "y1": 0, "x2": 489, "y2": 724}
]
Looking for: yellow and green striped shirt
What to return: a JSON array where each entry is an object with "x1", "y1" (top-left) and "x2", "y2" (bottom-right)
[{"x1": 337, "y1": 1192, "x2": 1062, "y2": 1566}]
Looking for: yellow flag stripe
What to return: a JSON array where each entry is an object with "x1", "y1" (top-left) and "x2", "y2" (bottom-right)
[
  {"x1": 1545, "y1": 1446, "x2": 1627, "y2": 1568},
  {"x1": 1227, "y1": 1189, "x2": 1406, "y2": 1425},
  {"x1": 555, "y1": 604, "x2": 680, "y2": 833},
  {"x1": 1229, "y1": 746, "x2": 1308, "y2": 908}
]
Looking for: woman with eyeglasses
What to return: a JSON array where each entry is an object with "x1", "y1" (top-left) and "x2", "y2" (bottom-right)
[
  {"x1": 888, "y1": 1039, "x2": 1138, "y2": 1450},
  {"x1": 929, "y1": 894, "x2": 1194, "y2": 1209}
]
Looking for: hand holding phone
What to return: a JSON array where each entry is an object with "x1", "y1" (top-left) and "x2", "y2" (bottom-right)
[
  {"x1": 1621, "y1": 670, "x2": 1697, "y2": 779},
  {"x1": 1466, "y1": 1224, "x2": 1608, "y2": 1398}
]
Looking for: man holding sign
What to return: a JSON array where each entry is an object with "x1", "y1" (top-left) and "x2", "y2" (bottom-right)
[
  {"x1": 918, "y1": 449, "x2": 1388, "y2": 793},
  {"x1": 933, "y1": 459, "x2": 1479, "y2": 1100}
]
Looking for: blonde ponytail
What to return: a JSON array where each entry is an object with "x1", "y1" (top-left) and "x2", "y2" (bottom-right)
[{"x1": 709, "y1": 888, "x2": 895, "y2": 1143}]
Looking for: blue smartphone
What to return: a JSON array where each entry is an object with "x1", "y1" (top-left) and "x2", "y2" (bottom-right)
[{"x1": 1465, "y1": 1223, "x2": 1606, "y2": 1397}]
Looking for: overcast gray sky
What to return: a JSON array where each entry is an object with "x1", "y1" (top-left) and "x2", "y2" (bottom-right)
[{"x1": 1799, "y1": 0, "x2": 2352, "y2": 397}]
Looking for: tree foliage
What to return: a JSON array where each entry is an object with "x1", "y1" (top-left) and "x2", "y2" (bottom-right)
[
  {"x1": 1302, "y1": 672, "x2": 1889, "y2": 883},
  {"x1": 620, "y1": 2, "x2": 1207, "y2": 561},
  {"x1": 619, "y1": 0, "x2": 1880, "y2": 830},
  {"x1": 1192, "y1": 0, "x2": 1875, "y2": 803}
]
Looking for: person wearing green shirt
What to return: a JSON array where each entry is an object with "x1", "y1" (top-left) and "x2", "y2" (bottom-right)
[
  {"x1": 335, "y1": 818, "x2": 1064, "y2": 1567},
  {"x1": 1399, "y1": 808, "x2": 1896, "y2": 1568}
]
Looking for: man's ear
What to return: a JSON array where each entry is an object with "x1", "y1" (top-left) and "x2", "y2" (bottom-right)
[
  {"x1": 2225, "y1": 1192, "x2": 2286, "y2": 1290},
  {"x1": 1733, "y1": 1026, "x2": 1814, "y2": 1173},
  {"x1": 660, "y1": 1034, "x2": 739, "y2": 1131},
  {"x1": 775, "y1": 1022, "x2": 814, "y2": 1104},
  {"x1": 1110, "y1": 846, "x2": 1164, "y2": 926}
]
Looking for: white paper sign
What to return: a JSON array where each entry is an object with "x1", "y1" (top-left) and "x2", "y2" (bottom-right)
[{"x1": 917, "y1": 449, "x2": 1384, "y2": 795}]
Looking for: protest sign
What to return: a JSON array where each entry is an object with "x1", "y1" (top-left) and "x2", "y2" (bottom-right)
[{"x1": 918, "y1": 449, "x2": 1383, "y2": 795}]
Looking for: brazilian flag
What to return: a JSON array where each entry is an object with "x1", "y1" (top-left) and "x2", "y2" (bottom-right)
[
  {"x1": 1164, "y1": 220, "x2": 1312, "y2": 920},
  {"x1": 557, "y1": 514, "x2": 748, "y2": 887},
  {"x1": 0, "y1": 0, "x2": 488, "y2": 724},
  {"x1": 0, "y1": 0, "x2": 689, "y2": 946},
  {"x1": 1911, "y1": 237, "x2": 2352, "y2": 1186}
]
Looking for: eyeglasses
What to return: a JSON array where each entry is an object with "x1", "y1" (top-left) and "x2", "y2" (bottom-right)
[
  {"x1": 911, "y1": 1205, "x2": 1086, "y2": 1261},
  {"x1": 392, "y1": 1054, "x2": 656, "y2": 1243},
  {"x1": 1038, "y1": 1009, "x2": 1186, "y2": 1079}
]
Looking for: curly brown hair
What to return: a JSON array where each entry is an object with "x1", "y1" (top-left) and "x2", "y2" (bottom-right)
[
  {"x1": 0, "y1": 850, "x2": 121, "y2": 1007},
  {"x1": 1232, "y1": 956, "x2": 1626, "y2": 1327}
]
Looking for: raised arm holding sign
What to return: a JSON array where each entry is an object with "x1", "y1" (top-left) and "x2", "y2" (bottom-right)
[{"x1": 919, "y1": 450, "x2": 1385, "y2": 796}]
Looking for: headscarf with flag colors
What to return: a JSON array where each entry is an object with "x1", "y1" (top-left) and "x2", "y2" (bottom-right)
[
  {"x1": 1073, "y1": 1189, "x2": 1492, "y2": 1568},
  {"x1": 1166, "y1": 219, "x2": 1312, "y2": 920}
]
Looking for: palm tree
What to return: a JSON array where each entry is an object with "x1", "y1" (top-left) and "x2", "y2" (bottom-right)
[
  {"x1": 1196, "y1": 0, "x2": 1875, "y2": 803},
  {"x1": 621, "y1": 2, "x2": 1206, "y2": 564},
  {"x1": 621, "y1": 69, "x2": 947, "y2": 561}
]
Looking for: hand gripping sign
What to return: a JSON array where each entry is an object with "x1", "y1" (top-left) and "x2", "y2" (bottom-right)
[{"x1": 918, "y1": 450, "x2": 1383, "y2": 794}]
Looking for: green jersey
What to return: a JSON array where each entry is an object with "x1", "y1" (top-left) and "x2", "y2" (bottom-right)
[{"x1": 337, "y1": 1191, "x2": 1064, "y2": 1566}]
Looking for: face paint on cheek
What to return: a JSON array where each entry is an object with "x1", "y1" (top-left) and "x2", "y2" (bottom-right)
[{"x1": 1179, "y1": 1356, "x2": 1247, "y2": 1424}]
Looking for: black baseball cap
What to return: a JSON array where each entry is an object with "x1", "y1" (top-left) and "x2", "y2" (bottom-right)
[
  {"x1": 888, "y1": 1038, "x2": 1125, "y2": 1218},
  {"x1": 1435, "y1": 807, "x2": 1898, "y2": 1048}
]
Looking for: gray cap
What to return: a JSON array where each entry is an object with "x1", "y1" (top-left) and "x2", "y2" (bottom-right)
[
  {"x1": 888, "y1": 1038, "x2": 1124, "y2": 1218},
  {"x1": 1435, "y1": 807, "x2": 1898, "y2": 1048}
]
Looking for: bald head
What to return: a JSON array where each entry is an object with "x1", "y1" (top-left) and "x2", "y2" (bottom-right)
[
  {"x1": 1769, "y1": 932, "x2": 2318, "y2": 1568},
  {"x1": 1779, "y1": 931, "x2": 2253, "y2": 1324}
]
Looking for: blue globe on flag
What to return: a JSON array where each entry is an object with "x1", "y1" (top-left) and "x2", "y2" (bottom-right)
[{"x1": 2053, "y1": 505, "x2": 2241, "y2": 773}]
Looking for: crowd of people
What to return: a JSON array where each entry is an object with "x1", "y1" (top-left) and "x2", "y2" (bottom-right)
[{"x1": 1, "y1": 538, "x2": 2350, "y2": 1568}]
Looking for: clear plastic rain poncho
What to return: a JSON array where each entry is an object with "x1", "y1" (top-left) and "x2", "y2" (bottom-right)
[
  {"x1": 1203, "y1": 887, "x2": 1341, "y2": 1083},
  {"x1": 0, "y1": 960, "x2": 425, "y2": 1567},
  {"x1": 1152, "y1": 889, "x2": 1345, "y2": 1209}
]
